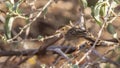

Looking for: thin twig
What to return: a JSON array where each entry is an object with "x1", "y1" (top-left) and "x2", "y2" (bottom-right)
[
  {"x1": 75, "y1": 23, "x2": 105, "y2": 65},
  {"x1": 91, "y1": 49, "x2": 120, "y2": 67}
]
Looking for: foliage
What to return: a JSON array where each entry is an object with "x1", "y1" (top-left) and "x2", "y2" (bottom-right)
[{"x1": 4, "y1": 0, "x2": 28, "y2": 40}]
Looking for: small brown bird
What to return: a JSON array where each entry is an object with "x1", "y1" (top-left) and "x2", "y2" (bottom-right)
[
  {"x1": 65, "y1": 27, "x2": 88, "y2": 49},
  {"x1": 65, "y1": 27, "x2": 87, "y2": 41},
  {"x1": 56, "y1": 23, "x2": 92, "y2": 50}
]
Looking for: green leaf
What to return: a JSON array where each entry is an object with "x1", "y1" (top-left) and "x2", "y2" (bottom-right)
[
  {"x1": 42, "y1": 8, "x2": 48, "y2": 16},
  {"x1": 16, "y1": 7, "x2": 23, "y2": 14},
  {"x1": 114, "y1": 0, "x2": 120, "y2": 4},
  {"x1": 4, "y1": 16, "x2": 15, "y2": 39},
  {"x1": 100, "y1": 3, "x2": 109, "y2": 17},
  {"x1": 107, "y1": 23, "x2": 118, "y2": 39},
  {"x1": 87, "y1": 0, "x2": 98, "y2": 7},
  {"x1": 12, "y1": 2, "x2": 18, "y2": 11},
  {"x1": 72, "y1": 64, "x2": 79, "y2": 68},
  {"x1": 107, "y1": 23, "x2": 116, "y2": 35},
  {"x1": 5, "y1": 1, "x2": 13, "y2": 11},
  {"x1": 81, "y1": 0, "x2": 88, "y2": 8},
  {"x1": 37, "y1": 35, "x2": 43, "y2": 40},
  {"x1": 92, "y1": 0, "x2": 110, "y2": 26},
  {"x1": 93, "y1": 2, "x2": 103, "y2": 26},
  {"x1": 13, "y1": 0, "x2": 21, "y2": 12}
]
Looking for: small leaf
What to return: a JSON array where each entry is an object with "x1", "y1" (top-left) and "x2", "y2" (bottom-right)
[
  {"x1": 107, "y1": 23, "x2": 116, "y2": 35},
  {"x1": 72, "y1": 64, "x2": 79, "y2": 68},
  {"x1": 107, "y1": 23, "x2": 118, "y2": 39},
  {"x1": 5, "y1": 1, "x2": 13, "y2": 10},
  {"x1": 81, "y1": 0, "x2": 88, "y2": 8},
  {"x1": 12, "y1": 2, "x2": 18, "y2": 11},
  {"x1": 4, "y1": 16, "x2": 15, "y2": 39},
  {"x1": 114, "y1": 0, "x2": 120, "y2": 4},
  {"x1": 16, "y1": 8, "x2": 22, "y2": 14},
  {"x1": 13, "y1": 0, "x2": 21, "y2": 12},
  {"x1": 100, "y1": 3, "x2": 109, "y2": 17},
  {"x1": 43, "y1": 8, "x2": 48, "y2": 16},
  {"x1": 37, "y1": 35, "x2": 43, "y2": 40},
  {"x1": 87, "y1": 0, "x2": 98, "y2": 7},
  {"x1": 92, "y1": 1, "x2": 105, "y2": 26}
]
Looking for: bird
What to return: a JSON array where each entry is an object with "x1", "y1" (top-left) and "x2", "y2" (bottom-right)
[
  {"x1": 56, "y1": 24, "x2": 90, "y2": 50},
  {"x1": 64, "y1": 27, "x2": 89, "y2": 49}
]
